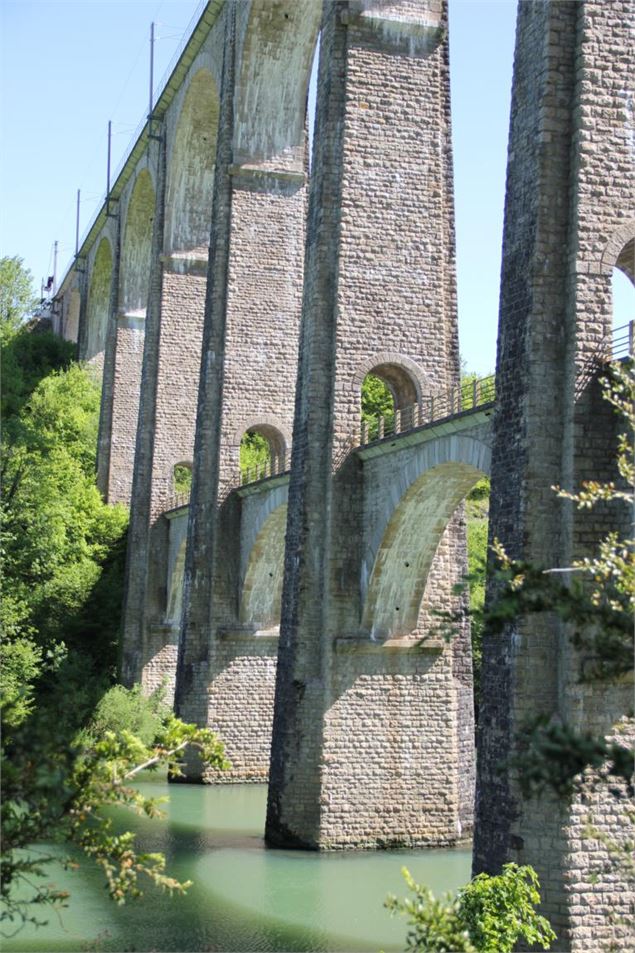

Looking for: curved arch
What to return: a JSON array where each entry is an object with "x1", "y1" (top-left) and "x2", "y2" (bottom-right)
[
  {"x1": 240, "y1": 501, "x2": 288, "y2": 630},
  {"x1": 233, "y1": 415, "x2": 292, "y2": 451},
  {"x1": 235, "y1": 0, "x2": 321, "y2": 169},
  {"x1": 362, "y1": 435, "x2": 491, "y2": 637},
  {"x1": 165, "y1": 68, "x2": 220, "y2": 256},
  {"x1": 601, "y1": 219, "x2": 635, "y2": 284},
  {"x1": 354, "y1": 352, "x2": 430, "y2": 406},
  {"x1": 86, "y1": 237, "x2": 112, "y2": 360},
  {"x1": 120, "y1": 169, "x2": 155, "y2": 315},
  {"x1": 65, "y1": 288, "x2": 81, "y2": 342},
  {"x1": 363, "y1": 459, "x2": 486, "y2": 640}
]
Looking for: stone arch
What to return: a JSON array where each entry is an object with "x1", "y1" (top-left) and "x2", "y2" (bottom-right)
[
  {"x1": 240, "y1": 500, "x2": 288, "y2": 631},
  {"x1": 86, "y1": 237, "x2": 112, "y2": 361},
  {"x1": 165, "y1": 68, "x2": 220, "y2": 256},
  {"x1": 120, "y1": 169, "x2": 155, "y2": 315},
  {"x1": 354, "y1": 352, "x2": 429, "y2": 408},
  {"x1": 236, "y1": 418, "x2": 290, "y2": 479},
  {"x1": 172, "y1": 460, "x2": 193, "y2": 499},
  {"x1": 601, "y1": 219, "x2": 635, "y2": 283},
  {"x1": 234, "y1": 0, "x2": 321, "y2": 170},
  {"x1": 65, "y1": 288, "x2": 81, "y2": 342},
  {"x1": 362, "y1": 436, "x2": 491, "y2": 640}
]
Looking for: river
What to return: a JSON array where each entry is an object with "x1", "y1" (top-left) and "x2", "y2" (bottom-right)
[{"x1": 5, "y1": 780, "x2": 471, "y2": 952}]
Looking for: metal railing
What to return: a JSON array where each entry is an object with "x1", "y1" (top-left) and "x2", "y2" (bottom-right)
[
  {"x1": 240, "y1": 452, "x2": 289, "y2": 487},
  {"x1": 359, "y1": 374, "x2": 496, "y2": 447},
  {"x1": 166, "y1": 322, "x2": 633, "y2": 499},
  {"x1": 609, "y1": 321, "x2": 634, "y2": 361}
]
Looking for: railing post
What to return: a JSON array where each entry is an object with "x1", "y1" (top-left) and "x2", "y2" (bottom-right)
[
  {"x1": 378, "y1": 415, "x2": 385, "y2": 439},
  {"x1": 395, "y1": 408, "x2": 401, "y2": 434},
  {"x1": 473, "y1": 378, "x2": 478, "y2": 409},
  {"x1": 629, "y1": 320, "x2": 634, "y2": 356},
  {"x1": 418, "y1": 400, "x2": 424, "y2": 426},
  {"x1": 361, "y1": 419, "x2": 368, "y2": 445},
  {"x1": 430, "y1": 396, "x2": 434, "y2": 422}
]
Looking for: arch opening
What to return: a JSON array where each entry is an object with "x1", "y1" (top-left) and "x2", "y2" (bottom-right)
[
  {"x1": 165, "y1": 69, "x2": 220, "y2": 256},
  {"x1": 240, "y1": 503, "x2": 287, "y2": 632},
  {"x1": 173, "y1": 461, "x2": 192, "y2": 501},
  {"x1": 361, "y1": 363, "x2": 419, "y2": 439},
  {"x1": 234, "y1": 0, "x2": 321, "y2": 170},
  {"x1": 86, "y1": 238, "x2": 112, "y2": 361},
  {"x1": 120, "y1": 169, "x2": 155, "y2": 316},
  {"x1": 239, "y1": 425, "x2": 286, "y2": 482},
  {"x1": 363, "y1": 461, "x2": 487, "y2": 642},
  {"x1": 610, "y1": 238, "x2": 634, "y2": 357}
]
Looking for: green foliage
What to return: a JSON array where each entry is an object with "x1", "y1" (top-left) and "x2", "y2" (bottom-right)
[
  {"x1": 466, "y1": 478, "x2": 489, "y2": 705},
  {"x1": 1, "y1": 326, "x2": 75, "y2": 422},
  {"x1": 361, "y1": 373, "x2": 395, "y2": 438},
  {"x1": 459, "y1": 864, "x2": 556, "y2": 952},
  {"x1": 488, "y1": 361, "x2": 634, "y2": 794},
  {"x1": 510, "y1": 717, "x2": 634, "y2": 800},
  {"x1": 1, "y1": 362, "x2": 128, "y2": 667},
  {"x1": 85, "y1": 684, "x2": 169, "y2": 747},
  {"x1": 0, "y1": 334, "x2": 229, "y2": 934},
  {"x1": 386, "y1": 864, "x2": 555, "y2": 953},
  {"x1": 0, "y1": 256, "x2": 38, "y2": 341},
  {"x1": 2, "y1": 686, "x2": 229, "y2": 932},
  {"x1": 240, "y1": 429, "x2": 271, "y2": 478},
  {"x1": 173, "y1": 463, "x2": 192, "y2": 495},
  {"x1": 385, "y1": 867, "x2": 476, "y2": 952},
  {"x1": 0, "y1": 638, "x2": 43, "y2": 727}
]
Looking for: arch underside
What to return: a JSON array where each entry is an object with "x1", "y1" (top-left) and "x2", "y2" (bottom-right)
[
  {"x1": 166, "y1": 68, "x2": 219, "y2": 256},
  {"x1": 86, "y1": 237, "x2": 112, "y2": 361},
  {"x1": 166, "y1": 538, "x2": 187, "y2": 625},
  {"x1": 120, "y1": 169, "x2": 155, "y2": 315},
  {"x1": 235, "y1": 0, "x2": 320, "y2": 170},
  {"x1": 240, "y1": 503, "x2": 287, "y2": 631},
  {"x1": 364, "y1": 460, "x2": 485, "y2": 640}
]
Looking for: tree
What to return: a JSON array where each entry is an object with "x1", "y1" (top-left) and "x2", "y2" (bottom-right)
[
  {"x1": 0, "y1": 256, "x2": 38, "y2": 341},
  {"x1": 0, "y1": 344, "x2": 229, "y2": 934}
]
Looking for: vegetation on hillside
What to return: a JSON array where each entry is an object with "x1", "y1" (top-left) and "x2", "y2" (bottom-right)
[{"x1": 0, "y1": 277, "x2": 227, "y2": 934}]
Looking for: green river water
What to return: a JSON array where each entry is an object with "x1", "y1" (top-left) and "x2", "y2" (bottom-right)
[{"x1": 4, "y1": 781, "x2": 471, "y2": 953}]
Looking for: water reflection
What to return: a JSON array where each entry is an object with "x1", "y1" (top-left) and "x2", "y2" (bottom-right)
[{"x1": 6, "y1": 781, "x2": 470, "y2": 953}]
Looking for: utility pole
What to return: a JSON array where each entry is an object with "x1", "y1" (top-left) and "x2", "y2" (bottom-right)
[
  {"x1": 75, "y1": 190, "x2": 81, "y2": 258},
  {"x1": 52, "y1": 240, "x2": 58, "y2": 296},
  {"x1": 149, "y1": 22, "x2": 155, "y2": 118}
]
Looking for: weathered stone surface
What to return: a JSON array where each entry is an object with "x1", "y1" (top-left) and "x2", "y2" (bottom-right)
[{"x1": 474, "y1": 1, "x2": 634, "y2": 949}]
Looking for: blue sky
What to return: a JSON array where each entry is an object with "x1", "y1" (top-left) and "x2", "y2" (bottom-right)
[{"x1": 1, "y1": 1, "x2": 630, "y2": 376}]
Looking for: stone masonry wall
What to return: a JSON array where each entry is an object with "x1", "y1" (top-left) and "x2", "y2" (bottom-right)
[
  {"x1": 266, "y1": 0, "x2": 472, "y2": 850},
  {"x1": 176, "y1": 1, "x2": 318, "y2": 784},
  {"x1": 475, "y1": 1, "x2": 634, "y2": 947}
]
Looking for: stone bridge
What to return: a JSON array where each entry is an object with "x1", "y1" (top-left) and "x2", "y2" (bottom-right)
[{"x1": 51, "y1": 0, "x2": 634, "y2": 948}]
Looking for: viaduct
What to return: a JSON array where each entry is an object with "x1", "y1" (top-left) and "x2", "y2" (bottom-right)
[{"x1": 52, "y1": 1, "x2": 634, "y2": 949}]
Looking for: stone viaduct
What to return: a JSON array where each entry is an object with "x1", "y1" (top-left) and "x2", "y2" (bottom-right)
[{"x1": 53, "y1": 1, "x2": 633, "y2": 948}]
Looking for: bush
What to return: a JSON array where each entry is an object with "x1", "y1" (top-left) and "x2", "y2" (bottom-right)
[
  {"x1": 386, "y1": 863, "x2": 556, "y2": 953},
  {"x1": 87, "y1": 684, "x2": 169, "y2": 747}
]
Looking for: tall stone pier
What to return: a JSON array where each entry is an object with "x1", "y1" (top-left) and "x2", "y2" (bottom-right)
[
  {"x1": 266, "y1": 0, "x2": 476, "y2": 849},
  {"x1": 174, "y1": 0, "x2": 321, "y2": 781},
  {"x1": 474, "y1": 1, "x2": 634, "y2": 949}
]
